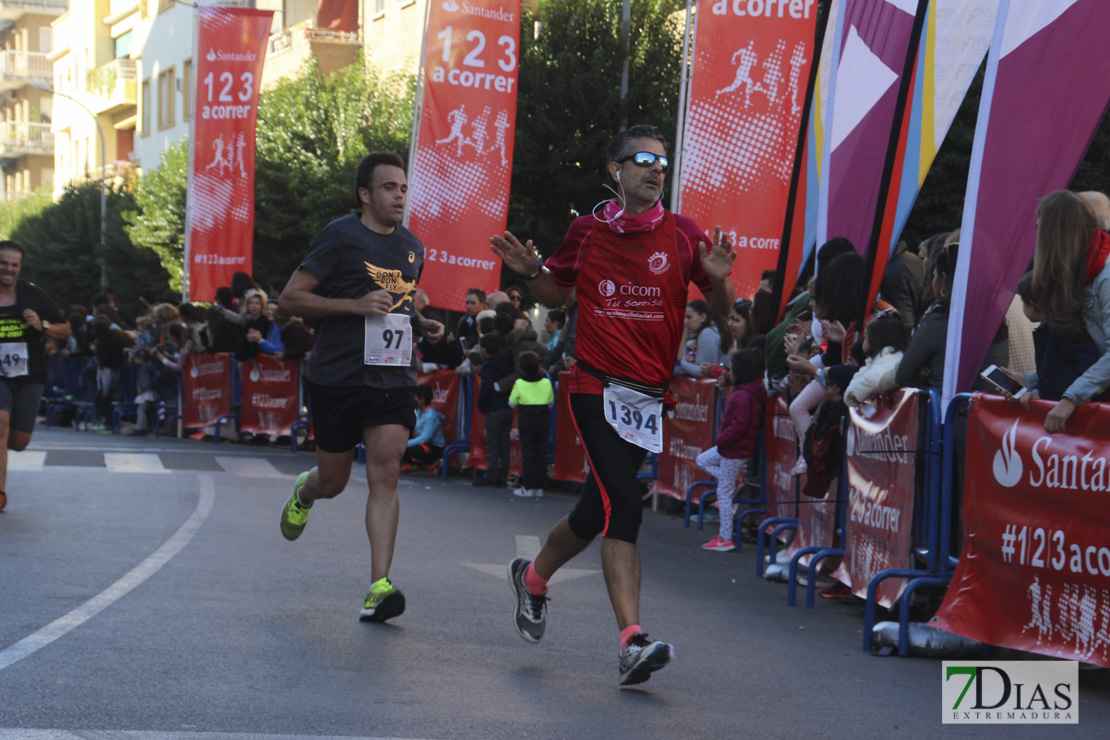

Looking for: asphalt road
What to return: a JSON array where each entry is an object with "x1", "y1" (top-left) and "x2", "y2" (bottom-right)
[{"x1": 1, "y1": 427, "x2": 1108, "y2": 739}]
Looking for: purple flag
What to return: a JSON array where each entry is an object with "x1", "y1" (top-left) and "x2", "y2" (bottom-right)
[{"x1": 943, "y1": 0, "x2": 1110, "y2": 409}]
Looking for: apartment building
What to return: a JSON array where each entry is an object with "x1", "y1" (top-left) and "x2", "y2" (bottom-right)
[{"x1": 0, "y1": 0, "x2": 65, "y2": 201}]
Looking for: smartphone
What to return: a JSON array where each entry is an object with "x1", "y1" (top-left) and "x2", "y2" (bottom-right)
[{"x1": 981, "y1": 364, "x2": 1027, "y2": 398}]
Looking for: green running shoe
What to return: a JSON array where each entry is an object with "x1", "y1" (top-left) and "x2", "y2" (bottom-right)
[
  {"x1": 280, "y1": 472, "x2": 311, "y2": 540},
  {"x1": 359, "y1": 577, "x2": 406, "y2": 622}
]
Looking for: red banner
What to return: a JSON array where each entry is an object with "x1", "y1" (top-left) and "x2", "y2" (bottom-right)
[
  {"x1": 833, "y1": 388, "x2": 918, "y2": 607},
  {"x1": 467, "y1": 376, "x2": 522, "y2": 476},
  {"x1": 765, "y1": 394, "x2": 802, "y2": 520},
  {"x1": 550, "y1": 371, "x2": 587, "y2": 483},
  {"x1": 185, "y1": 7, "x2": 273, "y2": 302},
  {"x1": 678, "y1": 0, "x2": 818, "y2": 300},
  {"x1": 654, "y1": 378, "x2": 717, "y2": 500},
  {"x1": 406, "y1": 0, "x2": 520, "y2": 311},
  {"x1": 932, "y1": 395, "x2": 1110, "y2": 667},
  {"x1": 239, "y1": 355, "x2": 299, "y2": 436},
  {"x1": 417, "y1": 368, "x2": 460, "y2": 443},
  {"x1": 182, "y1": 353, "x2": 231, "y2": 429}
]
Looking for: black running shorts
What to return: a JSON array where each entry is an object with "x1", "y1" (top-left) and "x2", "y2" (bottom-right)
[
  {"x1": 566, "y1": 393, "x2": 648, "y2": 544},
  {"x1": 0, "y1": 380, "x2": 44, "y2": 434},
  {"x1": 306, "y1": 381, "x2": 417, "y2": 454}
]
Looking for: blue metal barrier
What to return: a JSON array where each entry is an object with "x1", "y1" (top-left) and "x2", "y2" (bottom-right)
[
  {"x1": 441, "y1": 375, "x2": 473, "y2": 479},
  {"x1": 787, "y1": 464, "x2": 849, "y2": 607}
]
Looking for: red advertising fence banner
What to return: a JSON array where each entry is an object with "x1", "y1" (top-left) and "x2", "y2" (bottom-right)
[
  {"x1": 182, "y1": 353, "x2": 231, "y2": 429},
  {"x1": 417, "y1": 368, "x2": 461, "y2": 443},
  {"x1": 184, "y1": 7, "x2": 273, "y2": 302},
  {"x1": 932, "y1": 394, "x2": 1110, "y2": 667},
  {"x1": 550, "y1": 372, "x2": 587, "y2": 483},
  {"x1": 467, "y1": 376, "x2": 522, "y2": 476},
  {"x1": 677, "y1": 0, "x2": 819, "y2": 300},
  {"x1": 833, "y1": 388, "x2": 918, "y2": 607},
  {"x1": 406, "y1": 0, "x2": 520, "y2": 311},
  {"x1": 765, "y1": 394, "x2": 803, "y2": 521},
  {"x1": 239, "y1": 355, "x2": 299, "y2": 436},
  {"x1": 654, "y1": 378, "x2": 717, "y2": 500}
]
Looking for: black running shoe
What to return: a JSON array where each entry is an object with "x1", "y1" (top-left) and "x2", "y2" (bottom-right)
[
  {"x1": 508, "y1": 557, "x2": 547, "y2": 643},
  {"x1": 618, "y1": 632, "x2": 673, "y2": 686}
]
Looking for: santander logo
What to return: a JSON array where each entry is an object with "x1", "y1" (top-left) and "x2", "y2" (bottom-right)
[{"x1": 993, "y1": 421, "x2": 1023, "y2": 488}]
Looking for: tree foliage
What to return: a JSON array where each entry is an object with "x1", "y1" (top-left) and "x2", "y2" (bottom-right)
[
  {"x1": 18, "y1": 180, "x2": 169, "y2": 315},
  {"x1": 125, "y1": 58, "x2": 414, "y2": 294},
  {"x1": 508, "y1": 0, "x2": 687, "y2": 257}
]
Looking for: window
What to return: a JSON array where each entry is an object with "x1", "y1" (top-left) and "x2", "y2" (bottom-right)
[
  {"x1": 114, "y1": 31, "x2": 133, "y2": 59},
  {"x1": 182, "y1": 58, "x2": 191, "y2": 122},
  {"x1": 158, "y1": 66, "x2": 175, "y2": 129},
  {"x1": 141, "y1": 77, "x2": 151, "y2": 135},
  {"x1": 372, "y1": 0, "x2": 385, "y2": 14}
]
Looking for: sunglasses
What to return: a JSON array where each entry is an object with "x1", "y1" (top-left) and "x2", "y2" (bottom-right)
[
  {"x1": 508, "y1": 294, "x2": 523, "y2": 301},
  {"x1": 619, "y1": 151, "x2": 670, "y2": 171}
]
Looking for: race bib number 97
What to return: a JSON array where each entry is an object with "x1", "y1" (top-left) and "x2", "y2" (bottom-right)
[
  {"x1": 364, "y1": 313, "x2": 412, "y2": 366},
  {"x1": 0, "y1": 342, "x2": 28, "y2": 378},
  {"x1": 603, "y1": 384, "x2": 663, "y2": 453}
]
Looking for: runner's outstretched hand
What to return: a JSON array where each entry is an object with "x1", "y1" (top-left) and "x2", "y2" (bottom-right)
[
  {"x1": 490, "y1": 231, "x2": 540, "y2": 277},
  {"x1": 698, "y1": 226, "x2": 736, "y2": 283}
]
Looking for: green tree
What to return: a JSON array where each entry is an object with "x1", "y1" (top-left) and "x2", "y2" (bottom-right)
[
  {"x1": 18, "y1": 180, "x2": 169, "y2": 315},
  {"x1": 508, "y1": 0, "x2": 687, "y2": 257},
  {"x1": 0, "y1": 187, "x2": 52, "y2": 240},
  {"x1": 125, "y1": 58, "x2": 414, "y2": 295}
]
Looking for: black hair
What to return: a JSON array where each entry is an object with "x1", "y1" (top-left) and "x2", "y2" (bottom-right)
[
  {"x1": 547, "y1": 307, "x2": 566, "y2": 328},
  {"x1": 215, "y1": 286, "x2": 235, "y2": 309},
  {"x1": 761, "y1": 269, "x2": 777, "y2": 281},
  {"x1": 466, "y1": 288, "x2": 486, "y2": 302},
  {"x1": 932, "y1": 243, "x2": 959, "y2": 309},
  {"x1": 730, "y1": 348, "x2": 765, "y2": 386},
  {"x1": 480, "y1": 332, "x2": 502, "y2": 355},
  {"x1": 864, "y1": 314, "x2": 908, "y2": 358},
  {"x1": 1016, "y1": 271, "x2": 1035, "y2": 305},
  {"x1": 0, "y1": 240, "x2": 24, "y2": 256},
  {"x1": 355, "y1": 152, "x2": 405, "y2": 209},
  {"x1": 814, "y1": 251, "x2": 866, "y2": 325},
  {"x1": 519, "y1": 350, "x2": 540, "y2": 376},
  {"x1": 494, "y1": 301, "x2": 523, "y2": 322},
  {"x1": 160, "y1": 289, "x2": 181, "y2": 305},
  {"x1": 414, "y1": 384, "x2": 433, "y2": 405},
  {"x1": 139, "y1": 288, "x2": 160, "y2": 304},
  {"x1": 270, "y1": 277, "x2": 287, "y2": 297},
  {"x1": 91, "y1": 292, "x2": 110, "y2": 309},
  {"x1": 231, "y1": 272, "x2": 258, "y2": 298},
  {"x1": 687, "y1": 299, "x2": 734, "y2": 354},
  {"x1": 477, "y1": 316, "x2": 496, "y2": 335}
]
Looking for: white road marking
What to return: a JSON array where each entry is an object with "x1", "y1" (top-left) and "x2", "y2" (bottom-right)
[
  {"x1": 215, "y1": 456, "x2": 288, "y2": 478},
  {"x1": 7, "y1": 451, "x2": 45, "y2": 470},
  {"x1": 104, "y1": 453, "x2": 169, "y2": 473},
  {"x1": 0, "y1": 732, "x2": 436, "y2": 740},
  {"x1": 0, "y1": 475, "x2": 216, "y2": 672},
  {"x1": 461, "y1": 534, "x2": 601, "y2": 585}
]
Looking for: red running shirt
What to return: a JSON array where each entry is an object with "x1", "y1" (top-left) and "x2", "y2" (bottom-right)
[{"x1": 546, "y1": 212, "x2": 714, "y2": 393}]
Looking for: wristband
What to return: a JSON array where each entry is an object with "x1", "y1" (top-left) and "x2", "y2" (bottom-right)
[{"x1": 525, "y1": 259, "x2": 547, "y2": 281}]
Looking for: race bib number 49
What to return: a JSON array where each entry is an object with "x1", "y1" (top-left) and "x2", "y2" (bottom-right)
[
  {"x1": 0, "y1": 342, "x2": 28, "y2": 378},
  {"x1": 364, "y1": 313, "x2": 412, "y2": 366},
  {"x1": 603, "y1": 384, "x2": 663, "y2": 453}
]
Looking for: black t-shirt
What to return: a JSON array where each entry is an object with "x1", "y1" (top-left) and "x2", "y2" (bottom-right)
[
  {"x1": 0, "y1": 280, "x2": 65, "y2": 384},
  {"x1": 299, "y1": 214, "x2": 424, "y2": 388}
]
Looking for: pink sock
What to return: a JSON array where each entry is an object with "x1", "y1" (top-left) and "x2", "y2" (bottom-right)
[
  {"x1": 524, "y1": 562, "x2": 548, "y2": 595},
  {"x1": 620, "y1": 624, "x2": 642, "y2": 650}
]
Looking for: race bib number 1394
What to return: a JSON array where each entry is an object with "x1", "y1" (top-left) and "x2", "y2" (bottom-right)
[{"x1": 603, "y1": 384, "x2": 663, "y2": 453}]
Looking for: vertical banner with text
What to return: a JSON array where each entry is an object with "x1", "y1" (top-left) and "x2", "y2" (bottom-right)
[
  {"x1": 678, "y1": 0, "x2": 818, "y2": 301},
  {"x1": 406, "y1": 0, "x2": 520, "y2": 311},
  {"x1": 182, "y1": 353, "x2": 231, "y2": 429},
  {"x1": 239, "y1": 356, "x2": 299, "y2": 436},
  {"x1": 654, "y1": 378, "x2": 717, "y2": 500},
  {"x1": 185, "y1": 7, "x2": 273, "y2": 302}
]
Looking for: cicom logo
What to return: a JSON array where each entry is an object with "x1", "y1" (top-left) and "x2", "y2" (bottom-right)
[
  {"x1": 648, "y1": 251, "x2": 670, "y2": 275},
  {"x1": 599, "y1": 279, "x2": 616, "y2": 297},
  {"x1": 993, "y1": 421, "x2": 1023, "y2": 488}
]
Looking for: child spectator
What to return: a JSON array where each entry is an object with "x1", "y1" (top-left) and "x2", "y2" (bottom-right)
[
  {"x1": 844, "y1": 314, "x2": 907, "y2": 409},
  {"x1": 508, "y1": 351, "x2": 554, "y2": 498},
  {"x1": 238, "y1": 293, "x2": 270, "y2": 360},
  {"x1": 402, "y1": 384, "x2": 446, "y2": 471},
  {"x1": 1006, "y1": 271, "x2": 1103, "y2": 403},
  {"x1": 476, "y1": 332, "x2": 513, "y2": 487},
  {"x1": 786, "y1": 335, "x2": 823, "y2": 475},
  {"x1": 126, "y1": 347, "x2": 161, "y2": 436},
  {"x1": 803, "y1": 364, "x2": 859, "y2": 498},
  {"x1": 695, "y1": 348, "x2": 767, "y2": 551},
  {"x1": 680, "y1": 299, "x2": 733, "y2": 378}
]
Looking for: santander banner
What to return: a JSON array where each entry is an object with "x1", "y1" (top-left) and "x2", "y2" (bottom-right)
[
  {"x1": 765, "y1": 394, "x2": 803, "y2": 520},
  {"x1": 406, "y1": 0, "x2": 520, "y2": 311},
  {"x1": 677, "y1": 0, "x2": 818, "y2": 300},
  {"x1": 654, "y1": 378, "x2": 716, "y2": 500},
  {"x1": 833, "y1": 388, "x2": 917, "y2": 607},
  {"x1": 182, "y1": 352, "x2": 231, "y2": 429},
  {"x1": 239, "y1": 356, "x2": 299, "y2": 436},
  {"x1": 932, "y1": 394, "x2": 1110, "y2": 667},
  {"x1": 185, "y1": 7, "x2": 272, "y2": 302}
]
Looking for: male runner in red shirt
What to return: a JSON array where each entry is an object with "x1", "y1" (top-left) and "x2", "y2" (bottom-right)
[{"x1": 491, "y1": 124, "x2": 735, "y2": 686}]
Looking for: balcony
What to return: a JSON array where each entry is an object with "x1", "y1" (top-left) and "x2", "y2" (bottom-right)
[
  {"x1": 0, "y1": 50, "x2": 51, "y2": 92},
  {"x1": 0, "y1": 120, "x2": 53, "y2": 158},
  {"x1": 264, "y1": 19, "x2": 361, "y2": 86},
  {"x1": 86, "y1": 58, "x2": 138, "y2": 115},
  {"x1": 0, "y1": 0, "x2": 67, "y2": 22}
]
